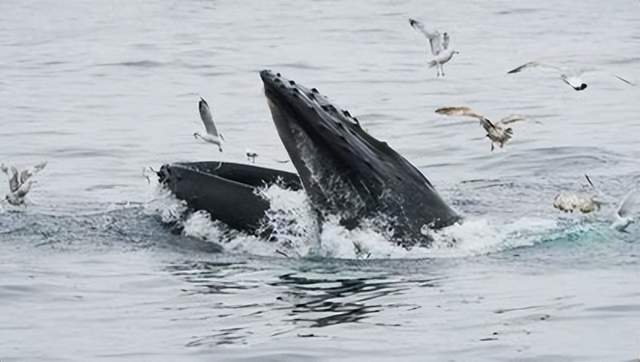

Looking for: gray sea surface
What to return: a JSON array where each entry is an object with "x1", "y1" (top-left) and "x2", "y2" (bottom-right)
[{"x1": 1, "y1": 0, "x2": 640, "y2": 361}]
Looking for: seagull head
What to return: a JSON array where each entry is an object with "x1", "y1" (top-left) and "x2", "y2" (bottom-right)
[{"x1": 562, "y1": 75, "x2": 588, "y2": 91}]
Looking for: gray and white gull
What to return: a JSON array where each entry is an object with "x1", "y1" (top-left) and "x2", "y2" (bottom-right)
[
  {"x1": 507, "y1": 61, "x2": 634, "y2": 91},
  {"x1": 435, "y1": 106, "x2": 527, "y2": 151},
  {"x1": 1, "y1": 161, "x2": 47, "y2": 206},
  {"x1": 194, "y1": 97, "x2": 224, "y2": 152},
  {"x1": 409, "y1": 18, "x2": 459, "y2": 77}
]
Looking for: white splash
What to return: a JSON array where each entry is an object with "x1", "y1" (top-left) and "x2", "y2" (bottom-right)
[
  {"x1": 181, "y1": 210, "x2": 224, "y2": 241},
  {"x1": 143, "y1": 182, "x2": 188, "y2": 224},
  {"x1": 255, "y1": 184, "x2": 321, "y2": 257},
  {"x1": 145, "y1": 179, "x2": 564, "y2": 259},
  {"x1": 426, "y1": 217, "x2": 558, "y2": 258}
]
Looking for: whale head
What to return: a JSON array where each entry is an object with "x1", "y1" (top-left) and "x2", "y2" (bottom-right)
[{"x1": 260, "y1": 70, "x2": 460, "y2": 246}]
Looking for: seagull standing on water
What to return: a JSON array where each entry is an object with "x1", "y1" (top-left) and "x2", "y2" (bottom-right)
[
  {"x1": 507, "y1": 61, "x2": 634, "y2": 91},
  {"x1": 245, "y1": 149, "x2": 258, "y2": 164},
  {"x1": 194, "y1": 97, "x2": 224, "y2": 152},
  {"x1": 1, "y1": 161, "x2": 47, "y2": 206},
  {"x1": 435, "y1": 106, "x2": 527, "y2": 151},
  {"x1": 408, "y1": 18, "x2": 459, "y2": 77},
  {"x1": 552, "y1": 175, "x2": 604, "y2": 214}
]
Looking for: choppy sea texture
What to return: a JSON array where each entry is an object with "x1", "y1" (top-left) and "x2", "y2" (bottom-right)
[{"x1": 1, "y1": 0, "x2": 640, "y2": 360}]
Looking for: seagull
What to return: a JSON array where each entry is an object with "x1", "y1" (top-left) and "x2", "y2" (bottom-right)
[
  {"x1": 245, "y1": 149, "x2": 258, "y2": 163},
  {"x1": 553, "y1": 191, "x2": 602, "y2": 213},
  {"x1": 1, "y1": 161, "x2": 47, "y2": 206},
  {"x1": 194, "y1": 97, "x2": 224, "y2": 152},
  {"x1": 408, "y1": 18, "x2": 459, "y2": 77},
  {"x1": 142, "y1": 166, "x2": 157, "y2": 184},
  {"x1": 611, "y1": 189, "x2": 639, "y2": 232},
  {"x1": 507, "y1": 61, "x2": 634, "y2": 91},
  {"x1": 6, "y1": 180, "x2": 34, "y2": 206},
  {"x1": 552, "y1": 175, "x2": 604, "y2": 214},
  {"x1": 435, "y1": 106, "x2": 527, "y2": 151}
]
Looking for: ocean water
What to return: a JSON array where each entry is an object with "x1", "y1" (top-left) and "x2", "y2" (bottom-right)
[{"x1": 1, "y1": 0, "x2": 640, "y2": 360}]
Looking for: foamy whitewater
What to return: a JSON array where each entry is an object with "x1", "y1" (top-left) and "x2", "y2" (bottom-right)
[{"x1": 145, "y1": 181, "x2": 592, "y2": 260}]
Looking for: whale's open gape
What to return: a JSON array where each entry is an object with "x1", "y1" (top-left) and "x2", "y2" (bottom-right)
[{"x1": 159, "y1": 70, "x2": 460, "y2": 248}]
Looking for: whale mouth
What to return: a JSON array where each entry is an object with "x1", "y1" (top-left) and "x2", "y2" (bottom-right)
[{"x1": 260, "y1": 70, "x2": 460, "y2": 246}]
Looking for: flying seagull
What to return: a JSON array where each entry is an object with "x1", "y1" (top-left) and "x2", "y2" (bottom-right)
[
  {"x1": 435, "y1": 106, "x2": 527, "y2": 151},
  {"x1": 408, "y1": 18, "x2": 459, "y2": 77},
  {"x1": 507, "y1": 61, "x2": 634, "y2": 91},
  {"x1": 611, "y1": 189, "x2": 639, "y2": 232},
  {"x1": 194, "y1": 97, "x2": 224, "y2": 152}
]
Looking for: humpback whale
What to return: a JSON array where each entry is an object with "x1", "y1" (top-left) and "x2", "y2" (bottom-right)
[{"x1": 159, "y1": 70, "x2": 460, "y2": 247}]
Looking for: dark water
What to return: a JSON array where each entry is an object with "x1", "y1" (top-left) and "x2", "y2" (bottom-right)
[{"x1": 1, "y1": 0, "x2": 640, "y2": 360}]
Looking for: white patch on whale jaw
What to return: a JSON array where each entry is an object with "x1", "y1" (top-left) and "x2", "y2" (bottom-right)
[{"x1": 288, "y1": 120, "x2": 367, "y2": 222}]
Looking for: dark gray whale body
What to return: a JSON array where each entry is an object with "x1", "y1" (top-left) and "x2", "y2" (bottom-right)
[{"x1": 159, "y1": 70, "x2": 460, "y2": 247}]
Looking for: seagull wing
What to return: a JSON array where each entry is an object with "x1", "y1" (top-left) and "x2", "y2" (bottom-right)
[
  {"x1": 507, "y1": 61, "x2": 565, "y2": 75},
  {"x1": 583, "y1": 174, "x2": 607, "y2": 201},
  {"x1": 436, "y1": 106, "x2": 497, "y2": 133},
  {"x1": 14, "y1": 180, "x2": 33, "y2": 198},
  {"x1": 616, "y1": 189, "x2": 639, "y2": 218},
  {"x1": 500, "y1": 115, "x2": 527, "y2": 125},
  {"x1": 19, "y1": 161, "x2": 47, "y2": 184},
  {"x1": 33, "y1": 161, "x2": 47, "y2": 172},
  {"x1": 479, "y1": 117, "x2": 498, "y2": 133},
  {"x1": 8, "y1": 166, "x2": 20, "y2": 193},
  {"x1": 19, "y1": 169, "x2": 32, "y2": 184},
  {"x1": 580, "y1": 69, "x2": 636, "y2": 86},
  {"x1": 435, "y1": 106, "x2": 485, "y2": 120},
  {"x1": 442, "y1": 32, "x2": 450, "y2": 50},
  {"x1": 613, "y1": 75, "x2": 635, "y2": 86},
  {"x1": 408, "y1": 18, "x2": 443, "y2": 55},
  {"x1": 198, "y1": 97, "x2": 221, "y2": 138}
]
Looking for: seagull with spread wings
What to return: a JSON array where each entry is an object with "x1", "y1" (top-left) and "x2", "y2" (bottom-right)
[
  {"x1": 507, "y1": 61, "x2": 634, "y2": 91},
  {"x1": 1, "y1": 161, "x2": 47, "y2": 206},
  {"x1": 612, "y1": 189, "x2": 639, "y2": 232},
  {"x1": 435, "y1": 106, "x2": 527, "y2": 151},
  {"x1": 408, "y1": 18, "x2": 459, "y2": 77},
  {"x1": 194, "y1": 97, "x2": 224, "y2": 152}
]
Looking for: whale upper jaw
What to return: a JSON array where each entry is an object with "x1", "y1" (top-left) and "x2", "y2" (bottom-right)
[{"x1": 260, "y1": 70, "x2": 460, "y2": 246}]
